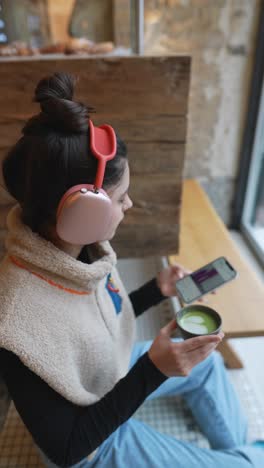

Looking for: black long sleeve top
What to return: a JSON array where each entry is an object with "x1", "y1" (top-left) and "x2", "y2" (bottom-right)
[{"x1": 0, "y1": 278, "x2": 168, "y2": 468}]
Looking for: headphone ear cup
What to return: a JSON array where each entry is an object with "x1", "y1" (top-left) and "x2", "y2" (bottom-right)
[{"x1": 56, "y1": 188, "x2": 112, "y2": 245}]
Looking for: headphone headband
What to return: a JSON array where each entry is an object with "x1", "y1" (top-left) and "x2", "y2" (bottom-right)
[
  {"x1": 89, "y1": 119, "x2": 117, "y2": 189},
  {"x1": 56, "y1": 119, "x2": 117, "y2": 244}
]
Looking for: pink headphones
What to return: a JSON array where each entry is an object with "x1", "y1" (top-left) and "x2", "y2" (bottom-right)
[{"x1": 56, "y1": 119, "x2": 117, "y2": 245}]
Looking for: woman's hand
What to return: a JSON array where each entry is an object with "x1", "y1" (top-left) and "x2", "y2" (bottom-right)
[
  {"x1": 156, "y1": 262, "x2": 216, "y2": 302},
  {"x1": 148, "y1": 319, "x2": 224, "y2": 377},
  {"x1": 156, "y1": 263, "x2": 191, "y2": 297}
]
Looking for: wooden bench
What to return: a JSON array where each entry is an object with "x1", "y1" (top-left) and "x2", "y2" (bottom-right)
[{"x1": 169, "y1": 179, "x2": 264, "y2": 369}]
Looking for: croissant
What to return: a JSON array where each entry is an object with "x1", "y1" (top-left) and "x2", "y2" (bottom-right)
[
  {"x1": 39, "y1": 43, "x2": 66, "y2": 54},
  {"x1": 89, "y1": 42, "x2": 114, "y2": 54}
]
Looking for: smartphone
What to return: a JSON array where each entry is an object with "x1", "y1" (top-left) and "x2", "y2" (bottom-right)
[{"x1": 175, "y1": 256, "x2": 237, "y2": 304}]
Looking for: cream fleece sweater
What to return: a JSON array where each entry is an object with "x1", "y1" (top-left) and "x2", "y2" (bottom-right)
[{"x1": 0, "y1": 205, "x2": 136, "y2": 406}]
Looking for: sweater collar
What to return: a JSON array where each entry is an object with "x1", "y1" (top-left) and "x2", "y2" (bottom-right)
[{"x1": 5, "y1": 205, "x2": 117, "y2": 291}]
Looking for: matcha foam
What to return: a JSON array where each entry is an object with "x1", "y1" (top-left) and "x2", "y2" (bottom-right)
[{"x1": 179, "y1": 311, "x2": 218, "y2": 334}]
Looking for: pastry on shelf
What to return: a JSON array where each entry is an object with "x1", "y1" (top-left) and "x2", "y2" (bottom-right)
[
  {"x1": 89, "y1": 42, "x2": 114, "y2": 54},
  {"x1": 39, "y1": 43, "x2": 66, "y2": 54},
  {"x1": 64, "y1": 37, "x2": 94, "y2": 54},
  {"x1": 0, "y1": 41, "x2": 38, "y2": 56},
  {"x1": 0, "y1": 38, "x2": 115, "y2": 57}
]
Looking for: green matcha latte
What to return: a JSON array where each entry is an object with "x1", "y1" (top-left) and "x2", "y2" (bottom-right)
[{"x1": 179, "y1": 310, "x2": 218, "y2": 335}]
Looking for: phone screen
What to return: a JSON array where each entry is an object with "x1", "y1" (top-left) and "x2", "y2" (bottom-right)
[{"x1": 176, "y1": 257, "x2": 236, "y2": 303}]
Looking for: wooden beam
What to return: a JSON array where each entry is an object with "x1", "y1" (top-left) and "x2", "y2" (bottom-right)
[{"x1": 217, "y1": 340, "x2": 244, "y2": 369}]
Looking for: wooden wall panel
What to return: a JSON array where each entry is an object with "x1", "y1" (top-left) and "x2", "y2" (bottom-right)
[{"x1": 0, "y1": 55, "x2": 190, "y2": 257}]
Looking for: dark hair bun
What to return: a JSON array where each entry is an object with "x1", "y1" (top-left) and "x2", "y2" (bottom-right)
[
  {"x1": 35, "y1": 72, "x2": 75, "y2": 102},
  {"x1": 32, "y1": 72, "x2": 95, "y2": 133}
]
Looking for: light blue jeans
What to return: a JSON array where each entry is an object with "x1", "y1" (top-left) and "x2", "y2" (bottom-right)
[{"x1": 41, "y1": 339, "x2": 264, "y2": 468}]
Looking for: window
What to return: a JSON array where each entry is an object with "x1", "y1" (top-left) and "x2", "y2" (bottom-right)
[
  {"x1": 241, "y1": 79, "x2": 264, "y2": 265},
  {"x1": 233, "y1": 9, "x2": 264, "y2": 267}
]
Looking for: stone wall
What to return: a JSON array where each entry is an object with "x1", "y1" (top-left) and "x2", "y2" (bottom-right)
[{"x1": 144, "y1": 0, "x2": 261, "y2": 224}]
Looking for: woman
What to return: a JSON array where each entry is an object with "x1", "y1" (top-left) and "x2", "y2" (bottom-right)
[{"x1": 0, "y1": 72, "x2": 262, "y2": 468}]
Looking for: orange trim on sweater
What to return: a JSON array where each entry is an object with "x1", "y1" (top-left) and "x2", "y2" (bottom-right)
[{"x1": 8, "y1": 255, "x2": 91, "y2": 296}]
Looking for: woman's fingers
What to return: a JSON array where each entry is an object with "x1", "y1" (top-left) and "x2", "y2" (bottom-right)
[
  {"x1": 187, "y1": 343, "x2": 218, "y2": 368},
  {"x1": 180, "y1": 333, "x2": 223, "y2": 353},
  {"x1": 169, "y1": 342, "x2": 219, "y2": 377},
  {"x1": 198, "y1": 297, "x2": 206, "y2": 303},
  {"x1": 171, "y1": 263, "x2": 191, "y2": 277}
]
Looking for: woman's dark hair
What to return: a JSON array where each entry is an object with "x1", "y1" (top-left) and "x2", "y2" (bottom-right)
[{"x1": 2, "y1": 72, "x2": 127, "y2": 237}]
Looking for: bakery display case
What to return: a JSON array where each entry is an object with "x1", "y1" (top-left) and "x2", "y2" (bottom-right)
[{"x1": 0, "y1": 0, "x2": 132, "y2": 57}]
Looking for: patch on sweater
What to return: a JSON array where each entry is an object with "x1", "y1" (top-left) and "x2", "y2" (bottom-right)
[{"x1": 105, "y1": 274, "x2": 122, "y2": 314}]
